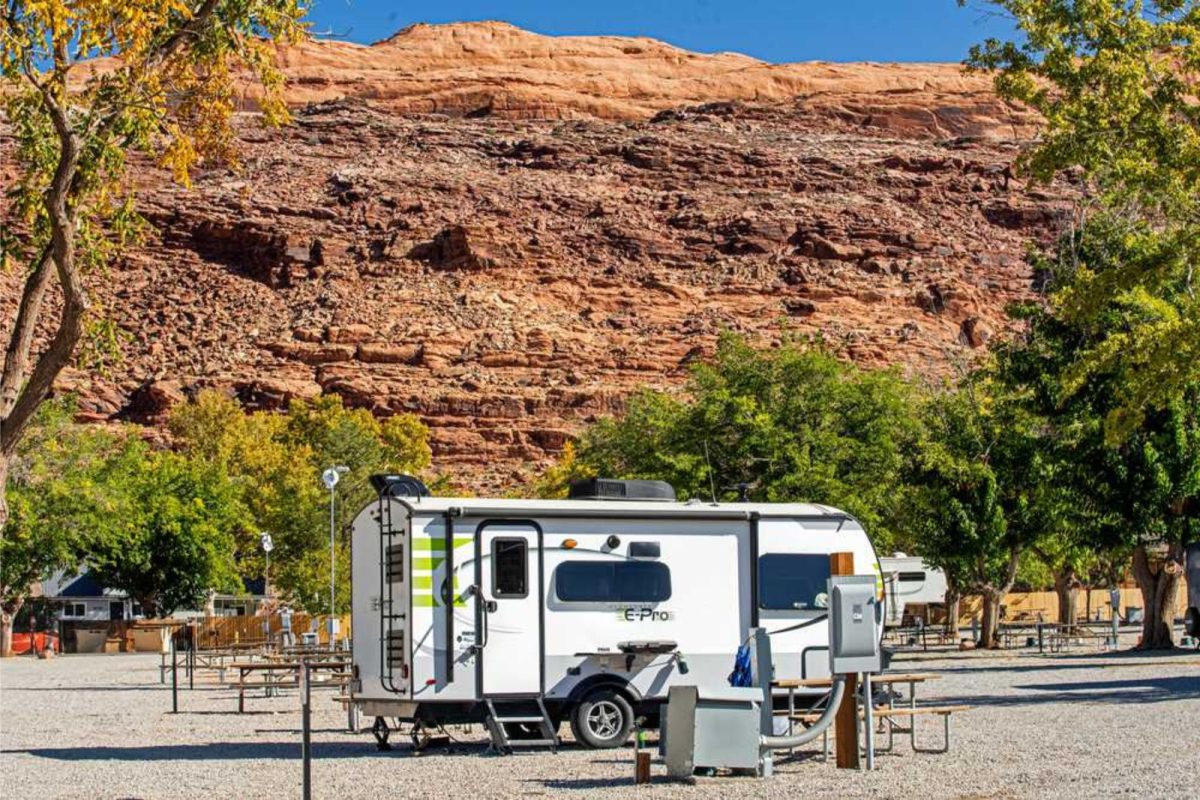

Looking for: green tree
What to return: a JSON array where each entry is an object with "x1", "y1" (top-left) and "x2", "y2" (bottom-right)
[
  {"x1": 1028, "y1": 535, "x2": 1103, "y2": 625},
  {"x1": 0, "y1": 0, "x2": 309, "y2": 535},
  {"x1": 168, "y1": 391, "x2": 432, "y2": 614},
  {"x1": 87, "y1": 450, "x2": 247, "y2": 617},
  {"x1": 961, "y1": 0, "x2": 1200, "y2": 432},
  {"x1": 529, "y1": 442, "x2": 594, "y2": 499},
  {"x1": 1, "y1": 399, "x2": 137, "y2": 655},
  {"x1": 907, "y1": 375, "x2": 1054, "y2": 647},
  {"x1": 1093, "y1": 396, "x2": 1200, "y2": 647},
  {"x1": 995, "y1": 237, "x2": 1200, "y2": 648},
  {"x1": 556, "y1": 334, "x2": 923, "y2": 553}
]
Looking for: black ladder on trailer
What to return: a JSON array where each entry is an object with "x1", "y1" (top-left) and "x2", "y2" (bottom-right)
[
  {"x1": 483, "y1": 695, "x2": 559, "y2": 753},
  {"x1": 378, "y1": 496, "x2": 406, "y2": 694}
]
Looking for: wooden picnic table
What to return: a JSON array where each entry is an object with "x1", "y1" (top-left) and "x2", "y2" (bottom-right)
[
  {"x1": 772, "y1": 672, "x2": 962, "y2": 759},
  {"x1": 231, "y1": 660, "x2": 351, "y2": 712},
  {"x1": 774, "y1": 672, "x2": 942, "y2": 690},
  {"x1": 268, "y1": 649, "x2": 350, "y2": 662},
  {"x1": 998, "y1": 621, "x2": 1118, "y2": 652}
]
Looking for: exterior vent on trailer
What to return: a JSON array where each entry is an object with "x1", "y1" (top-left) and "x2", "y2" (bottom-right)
[
  {"x1": 387, "y1": 630, "x2": 407, "y2": 674},
  {"x1": 568, "y1": 478, "x2": 676, "y2": 502},
  {"x1": 385, "y1": 544, "x2": 405, "y2": 583}
]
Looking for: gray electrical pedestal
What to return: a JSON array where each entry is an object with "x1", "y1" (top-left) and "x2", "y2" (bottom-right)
[
  {"x1": 828, "y1": 575, "x2": 883, "y2": 674},
  {"x1": 829, "y1": 574, "x2": 883, "y2": 770}
]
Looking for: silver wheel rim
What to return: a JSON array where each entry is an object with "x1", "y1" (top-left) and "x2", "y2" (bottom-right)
[{"x1": 586, "y1": 700, "x2": 623, "y2": 739}]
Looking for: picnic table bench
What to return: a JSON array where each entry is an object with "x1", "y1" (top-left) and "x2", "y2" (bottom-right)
[
  {"x1": 267, "y1": 649, "x2": 351, "y2": 663},
  {"x1": 230, "y1": 660, "x2": 351, "y2": 712},
  {"x1": 997, "y1": 621, "x2": 1118, "y2": 652},
  {"x1": 773, "y1": 672, "x2": 969, "y2": 757},
  {"x1": 1048, "y1": 624, "x2": 1113, "y2": 652}
]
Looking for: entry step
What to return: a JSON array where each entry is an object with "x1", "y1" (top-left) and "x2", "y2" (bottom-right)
[{"x1": 483, "y1": 696, "x2": 559, "y2": 754}]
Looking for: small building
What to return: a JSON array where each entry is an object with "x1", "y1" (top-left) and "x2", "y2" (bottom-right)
[
  {"x1": 39, "y1": 571, "x2": 269, "y2": 652},
  {"x1": 42, "y1": 572, "x2": 142, "y2": 622}
]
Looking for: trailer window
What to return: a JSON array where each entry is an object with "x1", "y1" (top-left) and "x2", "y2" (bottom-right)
[
  {"x1": 758, "y1": 554, "x2": 831, "y2": 610},
  {"x1": 491, "y1": 538, "x2": 528, "y2": 598},
  {"x1": 556, "y1": 561, "x2": 672, "y2": 603}
]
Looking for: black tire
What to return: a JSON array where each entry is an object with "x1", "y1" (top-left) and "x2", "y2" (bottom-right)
[
  {"x1": 569, "y1": 688, "x2": 635, "y2": 749},
  {"x1": 1185, "y1": 607, "x2": 1200, "y2": 637}
]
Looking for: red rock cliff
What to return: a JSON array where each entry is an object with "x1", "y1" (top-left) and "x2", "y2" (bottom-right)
[{"x1": 0, "y1": 22, "x2": 1064, "y2": 490}]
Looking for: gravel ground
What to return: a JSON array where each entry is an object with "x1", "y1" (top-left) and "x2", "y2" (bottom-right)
[{"x1": 1, "y1": 641, "x2": 1198, "y2": 800}]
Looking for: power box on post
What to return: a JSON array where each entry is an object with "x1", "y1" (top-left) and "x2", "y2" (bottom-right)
[{"x1": 828, "y1": 575, "x2": 882, "y2": 674}]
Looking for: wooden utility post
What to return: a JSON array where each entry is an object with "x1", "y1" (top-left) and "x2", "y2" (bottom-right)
[{"x1": 830, "y1": 551, "x2": 859, "y2": 770}]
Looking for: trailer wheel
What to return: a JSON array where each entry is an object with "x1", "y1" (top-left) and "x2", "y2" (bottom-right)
[{"x1": 570, "y1": 688, "x2": 634, "y2": 749}]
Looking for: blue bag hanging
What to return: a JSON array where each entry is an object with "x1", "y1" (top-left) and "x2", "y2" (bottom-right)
[{"x1": 728, "y1": 644, "x2": 753, "y2": 687}]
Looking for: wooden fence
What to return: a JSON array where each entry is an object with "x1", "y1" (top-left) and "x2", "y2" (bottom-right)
[
  {"x1": 195, "y1": 613, "x2": 352, "y2": 649},
  {"x1": 954, "y1": 585, "x2": 1187, "y2": 625}
]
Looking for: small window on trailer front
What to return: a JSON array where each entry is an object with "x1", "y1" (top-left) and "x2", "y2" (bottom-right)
[
  {"x1": 555, "y1": 560, "x2": 672, "y2": 603},
  {"x1": 758, "y1": 553, "x2": 832, "y2": 610},
  {"x1": 492, "y1": 538, "x2": 528, "y2": 598},
  {"x1": 897, "y1": 571, "x2": 926, "y2": 583}
]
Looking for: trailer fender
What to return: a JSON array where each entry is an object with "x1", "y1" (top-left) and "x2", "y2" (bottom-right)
[{"x1": 565, "y1": 675, "x2": 643, "y2": 707}]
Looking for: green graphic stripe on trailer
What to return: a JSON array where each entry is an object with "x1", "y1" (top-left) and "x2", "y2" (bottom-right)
[
  {"x1": 412, "y1": 557, "x2": 445, "y2": 571},
  {"x1": 412, "y1": 537, "x2": 473, "y2": 552}
]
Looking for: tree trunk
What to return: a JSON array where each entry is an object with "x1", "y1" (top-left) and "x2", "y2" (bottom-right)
[
  {"x1": 1054, "y1": 571, "x2": 1080, "y2": 625},
  {"x1": 0, "y1": 94, "x2": 87, "y2": 540},
  {"x1": 0, "y1": 453, "x2": 8, "y2": 537},
  {"x1": 980, "y1": 589, "x2": 1005, "y2": 649},
  {"x1": 1, "y1": 598, "x2": 23, "y2": 658},
  {"x1": 1131, "y1": 543, "x2": 1183, "y2": 650},
  {"x1": 943, "y1": 587, "x2": 961, "y2": 639}
]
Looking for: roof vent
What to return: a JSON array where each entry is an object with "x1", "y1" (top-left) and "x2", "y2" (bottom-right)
[
  {"x1": 370, "y1": 474, "x2": 431, "y2": 498},
  {"x1": 567, "y1": 478, "x2": 676, "y2": 502}
]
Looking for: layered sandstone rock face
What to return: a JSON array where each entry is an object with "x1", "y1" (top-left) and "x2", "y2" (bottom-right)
[
  {"x1": 267, "y1": 21, "x2": 1037, "y2": 136},
  {"x1": 0, "y1": 22, "x2": 1066, "y2": 490}
]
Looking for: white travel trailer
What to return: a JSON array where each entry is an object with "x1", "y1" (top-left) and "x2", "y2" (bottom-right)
[
  {"x1": 349, "y1": 476, "x2": 881, "y2": 750},
  {"x1": 878, "y1": 554, "x2": 947, "y2": 627},
  {"x1": 1185, "y1": 542, "x2": 1199, "y2": 646}
]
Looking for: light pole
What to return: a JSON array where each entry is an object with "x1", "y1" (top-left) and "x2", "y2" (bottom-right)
[
  {"x1": 259, "y1": 532, "x2": 274, "y2": 599},
  {"x1": 321, "y1": 465, "x2": 349, "y2": 642}
]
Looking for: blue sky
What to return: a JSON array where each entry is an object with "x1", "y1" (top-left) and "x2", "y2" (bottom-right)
[{"x1": 306, "y1": 1, "x2": 1017, "y2": 63}]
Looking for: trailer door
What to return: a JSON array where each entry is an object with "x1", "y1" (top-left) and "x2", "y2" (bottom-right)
[{"x1": 478, "y1": 523, "x2": 542, "y2": 695}]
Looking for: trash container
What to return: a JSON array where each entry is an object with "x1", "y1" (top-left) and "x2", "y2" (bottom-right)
[{"x1": 300, "y1": 632, "x2": 319, "y2": 646}]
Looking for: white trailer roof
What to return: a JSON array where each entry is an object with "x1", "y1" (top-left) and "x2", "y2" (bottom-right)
[{"x1": 381, "y1": 496, "x2": 850, "y2": 520}]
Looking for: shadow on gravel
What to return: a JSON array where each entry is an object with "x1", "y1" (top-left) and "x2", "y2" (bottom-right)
[
  {"x1": 947, "y1": 675, "x2": 1200, "y2": 708},
  {"x1": 526, "y1": 777, "x2": 652, "y2": 790},
  {"x1": 926, "y1": 649, "x2": 1200, "y2": 676},
  {"x1": 4, "y1": 741, "x2": 380, "y2": 761}
]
